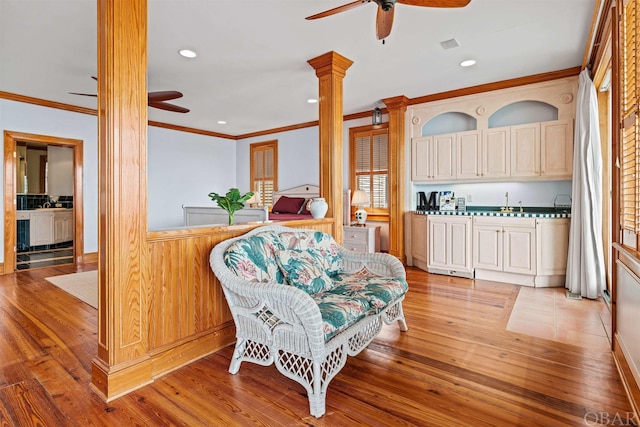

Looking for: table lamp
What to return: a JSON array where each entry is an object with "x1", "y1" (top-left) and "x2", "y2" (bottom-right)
[{"x1": 351, "y1": 190, "x2": 370, "y2": 225}]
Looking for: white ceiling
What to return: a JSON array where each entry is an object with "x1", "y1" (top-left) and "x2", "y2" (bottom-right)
[{"x1": 0, "y1": 0, "x2": 595, "y2": 137}]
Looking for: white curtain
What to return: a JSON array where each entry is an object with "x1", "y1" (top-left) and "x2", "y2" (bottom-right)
[{"x1": 565, "y1": 69, "x2": 606, "y2": 299}]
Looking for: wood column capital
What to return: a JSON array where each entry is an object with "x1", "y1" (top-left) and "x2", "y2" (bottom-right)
[
  {"x1": 382, "y1": 95, "x2": 410, "y2": 112},
  {"x1": 307, "y1": 51, "x2": 354, "y2": 78}
]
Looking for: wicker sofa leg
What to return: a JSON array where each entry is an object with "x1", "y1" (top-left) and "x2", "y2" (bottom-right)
[
  {"x1": 229, "y1": 339, "x2": 246, "y2": 374},
  {"x1": 309, "y1": 362, "x2": 326, "y2": 417}
]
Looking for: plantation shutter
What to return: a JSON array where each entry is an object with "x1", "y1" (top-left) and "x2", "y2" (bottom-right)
[
  {"x1": 622, "y1": 0, "x2": 640, "y2": 232},
  {"x1": 250, "y1": 141, "x2": 277, "y2": 206},
  {"x1": 352, "y1": 127, "x2": 389, "y2": 212}
]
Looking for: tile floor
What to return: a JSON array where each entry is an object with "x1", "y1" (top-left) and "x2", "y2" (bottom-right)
[
  {"x1": 16, "y1": 247, "x2": 74, "y2": 270},
  {"x1": 507, "y1": 286, "x2": 612, "y2": 352}
]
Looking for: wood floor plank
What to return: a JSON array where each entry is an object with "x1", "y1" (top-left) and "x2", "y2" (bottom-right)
[{"x1": 0, "y1": 264, "x2": 634, "y2": 426}]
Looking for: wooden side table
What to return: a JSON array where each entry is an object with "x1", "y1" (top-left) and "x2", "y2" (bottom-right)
[{"x1": 342, "y1": 224, "x2": 381, "y2": 253}]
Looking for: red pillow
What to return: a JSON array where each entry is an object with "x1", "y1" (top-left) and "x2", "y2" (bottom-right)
[{"x1": 272, "y1": 196, "x2": 306, "y2": 214}]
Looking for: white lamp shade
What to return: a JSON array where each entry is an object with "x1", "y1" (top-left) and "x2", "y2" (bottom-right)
[
  {"x1": 351, "y1": 190, "x2": 370, "y2": 206},
  {"x1": 351, "y1": 190, "x2": 370, "y2": 225}
]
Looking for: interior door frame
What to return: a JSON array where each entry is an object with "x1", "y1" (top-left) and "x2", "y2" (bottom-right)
[{"x1": 3, "y1": 130, "x2": 84, "y2": 273}]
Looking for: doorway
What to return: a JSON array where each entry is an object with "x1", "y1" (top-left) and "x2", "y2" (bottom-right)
[{"x1": 4, "y1": 130, "x2": 84, "y2": 273}]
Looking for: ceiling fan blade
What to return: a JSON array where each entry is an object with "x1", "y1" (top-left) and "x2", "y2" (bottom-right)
[
  {"x1": 306, "y1": 0, "x2": 368, "y2": 20},
  {"x1": 398, "y1": 0, "x2": 470, "y2": 7},
  {"x1": 148, "y1": 90, "x2": 183, "y2": 102},
  {"x1": 149, "y1": 101, "x2": 190, "y2": 113},
  {"x1": 376, "y1": 6, "x2": 395, "y2": 39},
  {"x1": 69, "y1": 92, "x2": 97, "y2": 97}
]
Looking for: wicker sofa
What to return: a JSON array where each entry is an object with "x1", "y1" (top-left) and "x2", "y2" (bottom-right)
[{"x1": 209, "y1": 225, "x2": 409, "y2": 417}]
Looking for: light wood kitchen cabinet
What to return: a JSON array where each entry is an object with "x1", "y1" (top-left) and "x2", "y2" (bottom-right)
[
  {"x1": 503, "y1": 226, "x2": 536, "y2": 275},
  {"x1": 411, "y1": 134, "x2": 456, "y2": 181},
  {"x1": 456, "y1": 130, "x2": 482, "y2": 179},
  {"x1": 473, "y1": 216, "x2": 536, "y2": 280},
  {"x1": 541, "y1": 120, "x2": 573, "y2": 178},
  {"x1": 536, "y1": 218, "x2": 570, "y2": 276},
  {"x1": 410, "y1": 214, "x2": 428, "y2": 270},
  {"x1": 483, "y1": 127, "x2": 510, "y2": 179},
  {"x1": 29, "y1": 211, "x2": 55, "y2": 246},
  {"x1": 510, "y1": 123, "x2": 541, "y2": 178},
  {"x1": 427, "y1": 215, "x2": 473, "y2": 277},
  {"x1": 54, "y1": 210, "x2": 73, "y2": 243}
]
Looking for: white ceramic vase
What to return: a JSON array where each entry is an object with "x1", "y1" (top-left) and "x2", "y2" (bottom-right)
[{"x1": 309, "y1": 198, "x2": 328, "y2": 219}]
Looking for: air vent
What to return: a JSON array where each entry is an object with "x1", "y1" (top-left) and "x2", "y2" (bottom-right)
[{"x1": 440, "y1": 38, "x2": 460, "y2": 50}]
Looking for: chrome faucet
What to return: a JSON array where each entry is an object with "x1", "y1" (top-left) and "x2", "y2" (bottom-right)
[
  {"x1": 42, "y1": 201, "x2": 51, "y2": 208},
  {"x1": 500, "y1": 192, "x2": 513, "y2": 213}
]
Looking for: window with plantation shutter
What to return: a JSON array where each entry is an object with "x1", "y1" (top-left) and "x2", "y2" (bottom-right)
[
  {"x1": 250, "y1": 140, "x2": 277, "y2": 207},
  {"x1": 621, "y1": 0, "x2": 640, "y2": 233},
  {"x1": 350, "y1": 124, "x2": 389, "y2": 218}
]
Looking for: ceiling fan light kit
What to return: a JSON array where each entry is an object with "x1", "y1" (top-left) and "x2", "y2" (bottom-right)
[{"x1": 306, "y1": 0, "x2": 471, "y2": 40}]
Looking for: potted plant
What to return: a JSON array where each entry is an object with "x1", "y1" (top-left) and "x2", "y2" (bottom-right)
[{"x1": 208, "y1": 188, "x2": 254, "y2": 225}]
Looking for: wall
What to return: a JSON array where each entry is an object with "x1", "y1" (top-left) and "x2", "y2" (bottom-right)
[
  {"x1": 0, "y1": 99, "x2": 99, "y2": 256},
  {"x1": 147, "y1": 127, "x2": 236, "y2": 230},
  {"x1": 0, "y1": 99, "x2": 238, "y2": 259},
  {"x1": 236, "y1": 126, "x2": 320, "y2": 193},
  {"x1": 412, "y1": 180, "x2": 573, "y2": 209}
]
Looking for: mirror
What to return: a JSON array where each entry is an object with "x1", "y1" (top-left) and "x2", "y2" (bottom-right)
[{"x1": 16, "y1": 142, "x2": 73, "y2": 195}]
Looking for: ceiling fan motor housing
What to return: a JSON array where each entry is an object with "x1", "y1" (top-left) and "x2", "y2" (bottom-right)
[{"x1": 375, "y1": 0, "x2": 397, "y2": 11}]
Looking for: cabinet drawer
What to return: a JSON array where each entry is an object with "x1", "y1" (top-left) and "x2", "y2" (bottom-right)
[
  {"x1": 473, "y1": 216, "x2": 535, "y2": 228},
  {"x1": 343, "y1": 242, "x2": 368, "y2": 252},
  {"x1": 17, "y1": 211, "x2": 30, "y2": 220},
  {"x1": 344, "y1": 229, "x2": 367, "y2": 243}
]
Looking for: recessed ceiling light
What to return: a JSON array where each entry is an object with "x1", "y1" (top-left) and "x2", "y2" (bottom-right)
[
  {"x1": 179, "y1": 49, "x2": 197, "y2": 58},
  {"x1": 217, "y1": 120, "x2": 226, "y2": 125},
  {"x1": 460, "y1": 59, "x2": 476, "y2": 67},
  {"x1": 307, "y1": 98, "x2": 318, "y2": 104}
]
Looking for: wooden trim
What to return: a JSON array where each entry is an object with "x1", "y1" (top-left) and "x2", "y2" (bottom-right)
[
  {"x1": 0, "y1": 91, "x2": 97, "y2": 116},
  {"x1": 382, "y1": 96, "x2": 409, "y2": 262},
  {"x1": 307, "y1": 51, "x2": 354, "y2": 245},
  {"x1": 3, "y1": 130, "x2": 84, "y2": 273},
  {"x1": 93, "y1": 0, "x2": 148, "y2": 397},
  {"x1": 613, "y1": 333, "x2": 640, "y2": 420},
  {"x1": 82, "y1": 252, "x2": 99, "y2": 264},
  {"x1": 148, "y1": 120, "x2": 236, "y2": 140},
  {"x1": 409, "y1": 67, "x2": 581, "y2": 106}
]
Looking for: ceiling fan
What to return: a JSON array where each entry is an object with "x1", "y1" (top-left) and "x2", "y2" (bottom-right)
[
  {"x1": 70, "y1": 77, "x2": 190, "y2": 113},
  {"x1": 306, "y1": 0, "x2": 471, "y2": 40}
]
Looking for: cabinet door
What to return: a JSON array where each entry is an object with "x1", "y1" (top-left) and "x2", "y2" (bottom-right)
[
  {"x1": 411, "y1": 214, "x2": 428, "y2": 263},
  {"x1": 432, "y1": 134, "x2": 456, "y2": 181},
  {"x1": 536, "y1": 219, "x2": 570, "y2": 275},
  {"x1": 483, "y1": 127, "x2": 510, "y2": 178},
  {"x1": 411, "y1": 137, "x2": 432, "y2": 181},
  {"x1": 541, "y1": 120, "x2": 573, "y2": 178},
  {"x1": 427, "y1": 217, "x2": 448, "y2": 269},
  {"x1": 30, "y1": 212, "x2": 54, "y2": 246},
  {"x1": 448, "y1": 217, "x2": 472, "y2": 273},
  {"x1": 503, "y1": 226, "x2": 536, "y2": 275},
  {"x1": 473, "y1": 225, "x2": 503, "y2": 271},
  {"x1": 510, "y1": 123, "x2": 540, "y2": 177},
  {"x1": 457, "y1": 130, "x2": 481, "y2": 180}
]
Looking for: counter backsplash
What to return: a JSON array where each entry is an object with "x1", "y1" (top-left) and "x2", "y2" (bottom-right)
[{"x1": 17, "y1": 194, "x2": 73, "y2": 210}]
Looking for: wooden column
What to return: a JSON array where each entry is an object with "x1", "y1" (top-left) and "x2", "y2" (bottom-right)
[
  {"x1": 92, "y1": 0, "x2": 150, "y2": 399},
  {"x1": 307, "y1": 52, "x2": 353, "y2": 244},
  {"x1": 382, "y1": 96, "x2": 409, "y2": 262}
]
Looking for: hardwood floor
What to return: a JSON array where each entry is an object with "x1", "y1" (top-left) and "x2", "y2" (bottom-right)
[{"x1": 0, "y1": 265, "x2": 634, "y2": 426}]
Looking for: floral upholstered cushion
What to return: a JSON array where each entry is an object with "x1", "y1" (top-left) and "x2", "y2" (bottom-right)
[
  {"x1": 332, "y1": 274, "x2": 409, "y2": 311},
  {"x1": 312, "y1": 291, "x2": 371, "y2": 341},
  {"x1": 278, "y1": 231, "x2": 342, "y2": 277},
  {"x1": 275, "y1": 249, "x2": 334, "y2": 295},
  {"x1": 224, "y1": 232, "x2": 286, "y2": 283}
]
